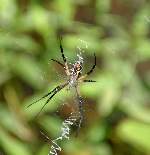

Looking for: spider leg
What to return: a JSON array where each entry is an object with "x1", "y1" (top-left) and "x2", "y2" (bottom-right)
[
  {"x1": 51, "y1": 59, "x2": 65, "y2": 68},
  {"x1": 75, "y1": 87, "x2": 84, "y2": 136},
  {"x1": 78, "y1": 53, "x2": 96, "y2": 81},
  {"x1": 59, "y1": 36, "x2": 66, "y2": 63},
  {"x1": 59, "y1": 37, "x2": 70, "y2": 76},
  {"x1": 35, "y1": 82, "x2": 68, "y2": 118},
  {"x1": 27, "y1": 91, "x2": 54, "y2": 108},
  {"x1": 86, "y1": 53, "x2": 96, "y2": 75},
  {"x1": 83, "y1": 80, "x2": 96, "y2": 82}
]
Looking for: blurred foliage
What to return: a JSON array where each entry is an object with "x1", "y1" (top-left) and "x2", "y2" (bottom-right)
[{"x1": 0, "y1": 0, "x2": 150, "y2": 155}]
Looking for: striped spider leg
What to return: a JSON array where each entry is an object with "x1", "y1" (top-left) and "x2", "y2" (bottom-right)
[
  {"x1": 51, "y1": 37, "x2": 70, "y2": 76},
  {"x1": 59, "y1": 37, "x2": 70, "y2": 76},
  {"x1": 27, "y1": 82, "x2": 68, "y2": 118},
  {"x1": 78, "y1": 53, "x2": 96, "y2": 83}
]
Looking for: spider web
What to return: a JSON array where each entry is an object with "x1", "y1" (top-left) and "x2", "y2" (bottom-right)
[{"x1": 31, "y1": 39, "x2": 90, "y2": 155}]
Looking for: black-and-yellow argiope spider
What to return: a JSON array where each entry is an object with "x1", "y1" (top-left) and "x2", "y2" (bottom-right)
[{"x1": 27, "y1": 37, "x2": 96, "y2": 131}]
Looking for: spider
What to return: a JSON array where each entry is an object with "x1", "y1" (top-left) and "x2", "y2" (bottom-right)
[{"x1": 27, "y1": 37, "x2": 96, "y2": 131}]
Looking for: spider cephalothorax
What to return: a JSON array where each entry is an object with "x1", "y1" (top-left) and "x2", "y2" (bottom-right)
[
  {"x1": 68, "y1": 55, "x2": 83, "y2": 88},
  {"x1": 27, "y1": 37, "x2": 96, "y2": 131},
  {"x1": 73, "y1": 62, "x2": 82, "y2": 74}
]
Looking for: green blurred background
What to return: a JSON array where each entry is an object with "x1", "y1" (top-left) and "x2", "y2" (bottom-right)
[{"x1": 0, "y1": 0, "x2": 150, "y2": 155}]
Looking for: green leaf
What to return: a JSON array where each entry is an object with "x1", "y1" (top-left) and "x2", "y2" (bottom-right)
[
  {"x1": 117, "y1": 119, "x2": 150, "y2": 153},
  {"x1": 0, "y1": 127, "x2": 32, "y2": 155},
  {"x1": 11, "y1": 55, "x2": 44, "y2": 89}
]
